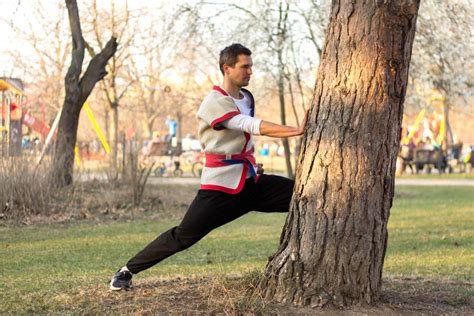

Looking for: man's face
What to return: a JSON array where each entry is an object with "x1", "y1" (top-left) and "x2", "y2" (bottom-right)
[{"x1": 224, "y1": 54, "x2": 253, "y2": 87}]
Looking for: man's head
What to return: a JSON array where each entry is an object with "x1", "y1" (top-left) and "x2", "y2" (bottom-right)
[{"x1": 219, "y1": 43, "x2": 253, "y2": 87}]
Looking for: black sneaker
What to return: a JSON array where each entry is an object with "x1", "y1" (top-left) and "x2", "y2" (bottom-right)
[{"x1": 110, "y1": 270, "x2": 133, "y2": 291}]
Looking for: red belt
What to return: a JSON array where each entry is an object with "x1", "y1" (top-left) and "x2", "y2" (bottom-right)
[{"x1": 205, "y1": 149, "x2": 259, "y2": 182}]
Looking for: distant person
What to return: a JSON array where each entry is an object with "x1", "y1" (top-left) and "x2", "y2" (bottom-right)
[
  {"x1": 110, "y1": 43, "x2": 309, "y2": 290},
  {"x1": 424, "y1": 136, "x2": 441, "y2": 150},
  {"x1": 259, "y1": 143, "x2": 269, "y2": 156},
  {"x1": 165, "y1": 116, "x2": 178, "y2": 142},
  {"x1": 21, "y1": 137, "x2": 31, "y2": 150},
  {"x1": 399, "y1": 139, "x2": 415, "y2": 174}
]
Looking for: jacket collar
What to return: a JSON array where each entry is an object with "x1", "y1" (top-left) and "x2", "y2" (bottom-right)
[{"x1": 212, "y1": 85, "x2": 255, "y2": 117}]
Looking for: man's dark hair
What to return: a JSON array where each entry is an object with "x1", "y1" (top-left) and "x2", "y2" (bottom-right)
[{"x1": 219, "y1": 43, "x2": 252, "y2": 75}]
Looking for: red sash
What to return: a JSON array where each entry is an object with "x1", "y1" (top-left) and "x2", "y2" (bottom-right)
[{"x1": 205, "y1": 148, "x2": 260, "y2": 182}]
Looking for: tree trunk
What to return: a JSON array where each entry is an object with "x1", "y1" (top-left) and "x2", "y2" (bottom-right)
[
  {"x1": 145, "y1": 119, "x2": 153, "y2": 139},
  {"x1": 278, "y1": 65, "x2": 294, "y2": 179},
  {"x1": 51, "y1": 0, "x2": 117, "y2": 187},
  {"x1": 105, "y1": 105, "x2": 110, "y2": 145},
  {"x1": 442, "y1": 99, "x2": 453, "y2": 150},
  {"x1": 176, "y1": 111, "x2": 183, "y2": 141},
  {"x1": 260, "y1": 0, "x2": 420, "y2": 307},
  {"x1": 110, "y1": 103, "x2": 119, "y2": 178}
]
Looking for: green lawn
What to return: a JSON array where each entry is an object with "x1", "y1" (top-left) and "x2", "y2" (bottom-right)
[{"x1": 1, "y1": 186, "x2": 473, "y2": 313}]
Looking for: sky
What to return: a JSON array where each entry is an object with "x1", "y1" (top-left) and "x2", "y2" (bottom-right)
[
  {"x1": 0, "y1": 0, "x2": 187, "y2": 77},
  {"x1": 0, "y1": 0, "x2": 323, "y2": 85},
  {"x1": 0, "y1": 1, "x2": 22, "y2": 71}
]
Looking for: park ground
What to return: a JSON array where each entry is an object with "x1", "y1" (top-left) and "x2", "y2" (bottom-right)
[{"x1": 1, "y1": 183, "x2": 473, "y2": 314}]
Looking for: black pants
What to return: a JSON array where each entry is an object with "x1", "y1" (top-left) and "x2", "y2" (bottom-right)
[{"x1": 126, "y1": 174, "x2": 294, "y2": 274}]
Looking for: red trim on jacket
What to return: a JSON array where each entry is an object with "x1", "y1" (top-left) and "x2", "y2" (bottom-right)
[
  {"x1": 201, "y1": 86, "x2": 258, "y2": 194},
  {"x1": 209, "y1": 86, "x2": 240, "y2": 130},
  {"x1": 242, "y1": 132, "x2": 251, "y2": 153},
  {"x1": 210, "y1": 111, "x2": 240, "y2": 130},
  {"x1": 212, "y1": 85, "x2": 229, "y2": 96},
  {"x1": 200, "y1": 164, "x2": 249, "y2": 194},
  {"x1": 201, "y1": 148, "x2": 258, "y2": 194}
]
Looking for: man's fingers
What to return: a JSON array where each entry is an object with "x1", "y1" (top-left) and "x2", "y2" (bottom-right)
[
  {"x1": 303, "y1": 109, "x2": 309, "y2": 124},
  {"x1": 298, "y1": 109, "x2": 310, "y2": 134}
]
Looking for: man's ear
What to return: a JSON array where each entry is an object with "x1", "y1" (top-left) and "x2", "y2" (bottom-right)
[{"x1": 222, "y1": 63, "x2": 230, "y2": 74}]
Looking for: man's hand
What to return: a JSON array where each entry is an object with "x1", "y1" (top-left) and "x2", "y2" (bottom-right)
[
  {"x1": 256, "y1": 163, "x2": 264, "y2": 175},
  {"x1": 259, "y1": 109, "x2": 310, "y2": 138},
  {"x1": 297, "y1": 109, "x2": 310, "y2": 135}
]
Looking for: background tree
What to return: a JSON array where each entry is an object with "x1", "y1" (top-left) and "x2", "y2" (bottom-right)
[
  {"x1": 260, "y1": 0, "x2": 420, "y2": 306},
  {"x1": 407, "y1": 0, "x2": 474, "y2": 147},
  {"x1": 2, "y1": 1, "x2": 70, "y2": 121},
  {"x1": 186, "y1": 0, "x2": 324, "y2": 178},
  {"x1": 83, "y1": 0, "x2": 135, "y2": 177},
  {"x1": 51, "y1": 0, "x2": 117, "y2": 186}
]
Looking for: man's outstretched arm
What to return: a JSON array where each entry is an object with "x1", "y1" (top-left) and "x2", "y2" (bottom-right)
[
  {"x1": 222, "y1": 109, "x2": 309, "y2": 138},
  {"x1": 259, "y1": 110, "x2": 309, "y2": 138}
]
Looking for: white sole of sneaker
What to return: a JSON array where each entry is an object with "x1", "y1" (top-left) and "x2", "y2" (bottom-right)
[{"x1": 109, "y1": 280, "x2": 132, "y2": 291}]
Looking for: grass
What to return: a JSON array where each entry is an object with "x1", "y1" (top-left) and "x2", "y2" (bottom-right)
[
  {"x1": 1, "y1": 186, "x2": 473, "y2": 313},
  {"x1": 386, "y1": 187, "x2": 473, "y2": 280}
]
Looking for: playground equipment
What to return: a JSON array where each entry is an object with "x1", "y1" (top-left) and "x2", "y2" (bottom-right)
[
  {"x1": 398, "y1": 92, "x2": 464, "y2": 174},
  {"x1": 1, "y1": 77, "x2": 26, "y2": 157},
  {"x1": 37, "y1": 101, "x2": 110, "y2": 166},
  {"x1": 0, "y1": 76, "x2": 109, "y2": 165}
]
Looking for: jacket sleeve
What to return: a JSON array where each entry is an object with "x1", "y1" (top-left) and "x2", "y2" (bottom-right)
[
  {"x1": 221, "y1": 114, "x2": 262, "y2": 135},
  {"x1": 197, "y1": 93, "x2": 240, "y2": 130}
]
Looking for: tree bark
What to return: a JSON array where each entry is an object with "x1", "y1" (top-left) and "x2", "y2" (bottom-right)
[
  {"x1": 260, "y1": 0, "x2": 420, "y2": 307},
  {"x1": 51, "y1": 0, "x2": 117, "y2": 187}
]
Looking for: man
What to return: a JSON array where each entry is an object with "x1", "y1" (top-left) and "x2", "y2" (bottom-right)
[{"x1": 110, "y1": 43, "x2": 309, "y2": 290}]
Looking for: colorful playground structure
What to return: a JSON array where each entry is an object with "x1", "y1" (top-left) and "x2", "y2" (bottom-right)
[
  {"x1": 397, "y1": 94, "x2": 472, "y2": 174},
  {"x1": 0, "y1": 77, "x2": 109, "y2": 163},
  {"x1": 0, "y1": 77, "x2": 26, "y2": 157}
]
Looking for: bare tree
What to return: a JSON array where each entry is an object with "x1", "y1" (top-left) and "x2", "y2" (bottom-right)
[
  {"x1": 260, "y1": 0, "x2": 420, "y2": 306},
  {"x1": 186, "y1": 0, "x2": 327, "y2": 178},
  {"x1": 237, "y1": 1, "x2": 297, "y2": 178},
  {"x1": 83, "y1": 0, "x2": 135, "y2": 177},
  {"x1": 51, "y1": 0, "x2": 117, "y2": 186},
  {"x1": 274, "y1": 2, "x2": 294, "y2": 178},
  {"x1": 408, "y1": 0, "x2": 474, "y2": 148},
  {"x1": 3, "y1": 1, "x2": 71, "y2": 119},
  {"x1": 125, "y1": 10, "x2": 175, "y2": 139}
]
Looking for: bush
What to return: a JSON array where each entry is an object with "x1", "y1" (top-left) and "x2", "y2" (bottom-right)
[{"x1": 0, "y1": 157, "x2": 55, "y2": 222}]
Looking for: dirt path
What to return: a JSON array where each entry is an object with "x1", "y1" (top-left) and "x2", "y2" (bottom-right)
[{"x1": 396, "y1": 179, "x2": 474, "y2": 186}]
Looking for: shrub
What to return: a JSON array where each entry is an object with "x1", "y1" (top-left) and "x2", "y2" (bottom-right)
[{"x1": 0, "y1": 157, "x2": 54, "y2": 222}]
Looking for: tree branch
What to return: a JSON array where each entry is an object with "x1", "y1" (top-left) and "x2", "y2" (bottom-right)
[
  {"x1": 65, "y1": 0, "x2": 85, "y2": 85},
  {"x1": 79, "y1": 36, "x2": 118, "y2": 104}
]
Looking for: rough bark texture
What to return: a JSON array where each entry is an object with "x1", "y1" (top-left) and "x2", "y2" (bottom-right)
[
  {"x1": 260, "y1": 0, "x2": 420, "y2": 307},
  {"x1": 51, "y1": 0, "x2": 117, "y2": 187}
]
